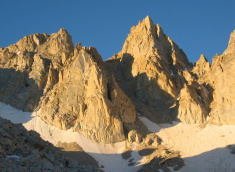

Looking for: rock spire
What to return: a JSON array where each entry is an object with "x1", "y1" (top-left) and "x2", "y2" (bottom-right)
[
  {"x1": 106, "y1": 16, "x2": 208, "y2": 124},
  {"x1": 0, "y1": 29, "x2": 142, "y2": 144},
  {"x1": 1, "y1": 17, "x2": 235, "y2": 146}
]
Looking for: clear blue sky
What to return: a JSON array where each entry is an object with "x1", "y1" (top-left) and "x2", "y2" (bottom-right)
[{"x1": 0, "y1": 1, "x2": 234, "y2": 63}]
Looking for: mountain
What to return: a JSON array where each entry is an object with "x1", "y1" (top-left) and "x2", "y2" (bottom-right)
[
  {"x1": 192, "y1": 30, "x2": 235, "y2": 125},
  {"x1": 106, "y1": 16, "x2": 209, "y2": 124},
  {"x1": 0, "y1": 28, "x2": 74, "y2": 111},
  {"x1": 0, "y1": 28, "x2": 147, "y2": 144},
  {"x1": 0, "y1": 16, "x2": 235, "y2": 171},
  {"x1": 1, "y1": 16, "x2": 234, "y2": 139}
]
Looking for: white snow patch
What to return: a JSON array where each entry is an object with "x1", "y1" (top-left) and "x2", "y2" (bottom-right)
[
  {"x1": 6, "y1": 155, "x2": 20, "y2": 161},
  {"x1": 138, "y1": 116, "x2": 161, "y2": 133},
  {"x1": 0, "y1": 102, "x2": 33, "y2": 123},
  {"x1": 2, "y1": 101, "x2": 235, "y2": 172},
  {"x1": 176, "y1": 94, "x2": 180, "y2": 101},
  {"x1": 0, "y1": 102, "x2": 143, "y2": 172},
  {"x1": 139, "y1": 116, "x2": 235, "y2": 172}
]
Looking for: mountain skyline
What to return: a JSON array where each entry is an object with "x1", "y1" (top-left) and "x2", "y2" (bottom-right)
[
  {"x1": 1, "y1": 14, "x2": 235, "y2": 171},
  {"x1": 1, "y1": 1, "x2": 235, "y2": 63}
]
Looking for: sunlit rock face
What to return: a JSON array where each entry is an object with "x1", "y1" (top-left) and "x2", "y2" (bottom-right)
[
  {"x1": 0, "y1": 16, "x2": 235, "y2": 146},
  {"x1": 38, "y1": 46, "x2": 137, "y2": 143},
  {"x1": 0, "y1": 28, "x2": 74, "y2": 111},
  {"x1": 106, "y1": 16, "x2": 209, "y2": 124},
  {"x1": 0, "y1": 29, "x2": 138, "y2": 144},
  {"x1": 192, "y1": 30, "x2": 235, "y2": 125}
]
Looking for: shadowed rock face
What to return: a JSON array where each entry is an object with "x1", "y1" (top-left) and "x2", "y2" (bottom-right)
[
  {"x1": 0, "y1": 28, "x2": 74, "y2": 111},
  {"x1": 37, "y1": 46, "x2": 137, "y2": 143},
  {"x1": 192, "y1": 30, "x2": 235, "y2": 125},
  {"x1": 0, "y1": 117, "x2": 99, "y2": 171},
  {"x1": 209, "y1": 31, "x2": 235, "y2": 125},
  {"x1": 0, "y1": 16, "x2": 235, "y2": 145},
  {"x1": 0, "y1": 29, "x2": 139, "y2": 144},
  {"x1": 106, "y1": 16, "x2": 209, "y2": 124}
]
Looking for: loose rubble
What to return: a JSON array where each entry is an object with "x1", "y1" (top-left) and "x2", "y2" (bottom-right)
[{"x1": 0, "y1": 117, "x2": 100, "y2": 172}]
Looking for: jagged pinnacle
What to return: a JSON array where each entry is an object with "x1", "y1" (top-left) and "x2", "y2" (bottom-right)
[
  {"x1": 142, "y1": 16, "x2": 155, "y2": 29},
  {"x1": 199, "y1": 54, "x2": 208, "y2": 62},
  {"x1": 58, "y1": 28, "x2": 69, "y2": 35}
]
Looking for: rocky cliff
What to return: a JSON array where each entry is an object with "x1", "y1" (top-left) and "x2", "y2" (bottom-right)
[
  {"x1": 0, "y1": 16, "x2": 235, "y2": 145},
  {"x1": 37, "y1": 46, "x2": 138, "y2": 143},
  {"x1": 192, "y1": 30, "x2": 235, "y2": 125},
  {"x1": 0, "y1": 28, "x2": 146, "y2": 144},
  {"x1": 106, "y1": 16, "x2": 209, "y2": 124},
  {"x1": 0, "y1": 28, "x2": 73, "y2": 111}
]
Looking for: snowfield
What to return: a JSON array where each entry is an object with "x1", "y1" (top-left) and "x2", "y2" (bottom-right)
[
  {"x1": 0, "y1": 102, "x2": 142, "y2": 172},
  {"x1": 139, "y1": 116, "x2": 235, "y2": 172},
  {"x1": 1, "y1": 102, "x2": 235, "y2": 172}
]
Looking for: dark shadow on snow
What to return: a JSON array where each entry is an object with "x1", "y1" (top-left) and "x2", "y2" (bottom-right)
[
  {"x1": 57, "y1": 144, "x2": 235, "y2": 172},
  {"x1": 1, "y1": 112, "x2": 235, "y2": 172}
]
